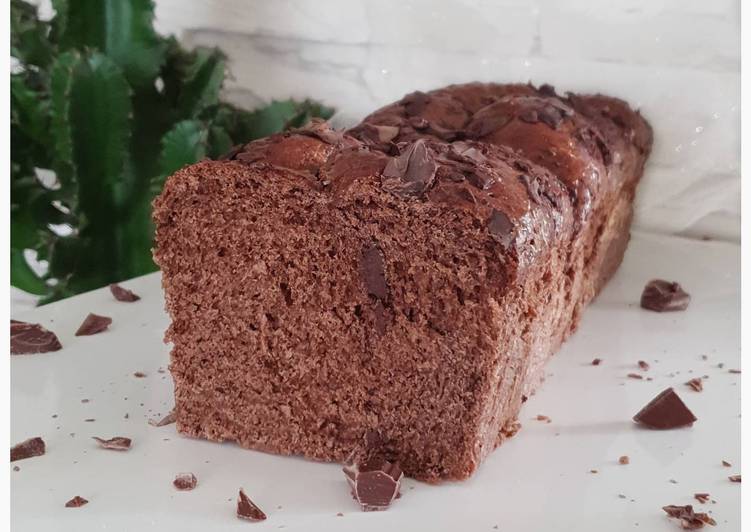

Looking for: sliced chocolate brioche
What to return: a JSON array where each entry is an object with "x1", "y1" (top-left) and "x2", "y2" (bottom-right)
[
  {"x1": 153, "y1": 122, "x2": 577, "y2": 481},
  {"x1": 352, "y1": 83, "x2": 652, "y2": 388}
]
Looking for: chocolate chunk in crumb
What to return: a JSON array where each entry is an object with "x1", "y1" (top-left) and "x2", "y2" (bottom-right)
[
  {"x1": 173, "y1": 473, "x2": 198, "y2": 491},
  {"x1": 662, "y1": 504, "x2": 716, "y2": 528},
  {"x1": 11, "y1": 321, "x2": 62, "y2": 355},
  {"x1": 633, "y1": 388, "x2": 697, "y2": 429},
  {"x1": 361, "y1": 245, "x2": 388, "y2": 301},
  {"x1": 92, "y1": 436, "x2": 131, "y2": 451},
  {"x1": 75, "y1": 313, "x2": 112, "y2": 336},
  {"x1": 237, "y1": 488, "x2": 267, "y2": 521},
  {"x1": 65, "y1": 496, "x2": 89, "y2": 508},
  {"x1": 686, "y1": 378, "x2": 703, "y2": 392},
  {"x1": 109, "y1": 283, "x2": 140, "y2": 302},
  {"x1": 343, "y1": 455, "x2": 403, "y2": 511},
  {"x1": 640, "y1": 280, "x2": 690, "y2": 312},
  {"x1": 488, "y1": 209, "x2": 514, "y2": 249},
  {"x1": 11, "y1": 437, "x2": 45, "y2": 462}
]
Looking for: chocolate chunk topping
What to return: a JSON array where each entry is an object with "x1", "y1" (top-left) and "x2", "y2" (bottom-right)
[
  {"x1": 402, "y1": 91, "x2": 430, "y2": 116},
  {"x1": 237, "y1": 488, "x2": 267, "y2": 521},
  {"x1": 633, "y1": 388, "x2": 697, "y2": 429},
  {"x1": 465, "y1": 113, "x2": 511, "y2": 138},
  {"x1": 359, "y1": 123, "x2": 400, "y2": 145},
  {"x1": 488, "y1": 209, "x2": 515, "y2": 249},
  {"x1": 149, "y1": 411, "x2": 176, "y2": 427},
  {"x1": 686, "y1": 378, "x2": 703, "y2": 392},
  {"x1": 538, "y1": 84, "x2": 557, "y2": 97},
  {"x1": 518, "y1": 109, "x2": 539, "y2": 124},
  {"x1": 75, "y1": 313, "x2": 112, "y2": 336},
  {"x1": 92, "y1": 436, "x2": 131, "y2": 451},
  {"x1": 11, "y1": 436, "x2": 45, "y2": 462},
  {"x1": 296, "y1": 118, "x2": 344, "y2": 145},
  {"x1": 662, "y1": 504, "x2": 716, "y2": 529},
  {"x1": 65, "y1": 496, "x2": 89, "y2": 508},
  {"x1": 537, "y1": 105, "x2": 567, "y2": 129},
  {"x1": 10, "y1": 321, "x2": 62, "y2": 355},
  {"x1": 361, "y1": 245, "x2": 388, "y2": 301},
  {"x1": 640, "y1": 280, "x2": 690, "y2": 312},
  {"x1": 343, "y1": 456, "x2": 403, "y2": 511},
  {"x1": 110, "y1": 283, "x2": 140, "y2": 302},
  {"x1": 173, "y1": 473, "x2": 198, "y2": 491},
  {"x1": 381, "y1": 140, "x2": 438, "y2": 198}
]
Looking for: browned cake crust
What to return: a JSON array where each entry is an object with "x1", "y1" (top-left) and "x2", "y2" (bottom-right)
[{"x1": 153, "y1": 83, "x2": 652, "y2": 482}]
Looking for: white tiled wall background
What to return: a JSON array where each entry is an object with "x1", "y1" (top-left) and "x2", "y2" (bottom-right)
[{"x1": 154, "y1": 0, "x2": 741, "y2": 242}]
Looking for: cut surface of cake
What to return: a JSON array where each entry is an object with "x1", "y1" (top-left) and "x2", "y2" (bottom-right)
[{"x1": 153, "y1": 83, "x2": 652, "y2": 482}]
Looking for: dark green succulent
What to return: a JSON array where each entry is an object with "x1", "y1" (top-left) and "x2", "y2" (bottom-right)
[{"x1": 11, "y1": 0, "x2": 334, "y2": 303}]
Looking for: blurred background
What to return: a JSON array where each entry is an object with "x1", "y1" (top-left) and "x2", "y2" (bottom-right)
[{"x1": 11, "y1": 0, "x2": 740, "y2": 309}]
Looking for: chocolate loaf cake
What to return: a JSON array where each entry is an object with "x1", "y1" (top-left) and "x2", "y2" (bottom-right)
[{"x1": 153, "y1": 83, "x2": 652, "y2": 482}]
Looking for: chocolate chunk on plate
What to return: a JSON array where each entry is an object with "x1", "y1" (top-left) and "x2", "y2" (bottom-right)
[
  {"x1": 65, "y1": 496, "x2": 89, "y2": 508},
  {"x1": 237, "y1": 488, "x2": 266, "y2": 521},
  {"x1": 149, "y1": 411, "x2": 176, "y2": 427},
  {"x1": 633, "y1": 388, "x2": 696, "y2": 429},
  {"x1": 694, "y1": 493, "x2": 710, "y2": 504},
  {"x1": 173, "y1": 473, "x2": 198, "y2": 491},
  {"x1": 662, "y1": 504, "x2": 716, "y2": 528},
  {"x1": 640, "y1": 279, "x2": 690, "y2": 312},
  {"x1": 728, "y1": 474, "x2": 741, "y2": 483},
  {"x1": 110, "y1": 283, "x2": 140, "y2": 302},
  {"x1": 92, "y1": 436, "x2": 131, "y2": 451},
  {"x1": 75, "y1": 313, "x2": 112, "y2": 336},
  {"x1": 10, "y1": 321, "x2": 62, "y2": 354},
  {"x1": 11, "y1": 437, "x2": 45, "y2": 462},
  {"x1": 343, "y1": 455, "x2": 403, "y2": 511}
]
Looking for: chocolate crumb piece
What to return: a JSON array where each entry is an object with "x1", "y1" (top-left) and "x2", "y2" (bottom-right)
[
  {"x1": 728, "y1": 369, "x2": 741, "y2": 374},
  {"x1": 237, "y1": 488, "x2": 267, "y2": 521},
  {"x1": 535, "y1": 415, "x2": 552, "y2": 423},
  {"x1": 92, "y1": 436, "x2": 131, "y2": 451},
  {"x1": 336, "y1": 512, "x2": 344, "y2": 517},
  {"x1": 633, "y1": 388, "x2": 697, "y2": 429},
  {"x1": 84, "y1": 418, "x2": 95, "y2": 422},
  {"x1": 110, "y1": 283, "x2": 141, "y2": 302},
  {"x1": 717, "y1": 363, "x2": 725, "y2": 369},
  {"x1": 590, "y1": 469, "x2": 598, "y2": 474},
  {"x1": 728, "y1": 475, "x2": 741, "y2": 483},
  {"x1": 627, "y1": 373, "x2": 644, "y2": 380},
  {"x1": 133, "y1": 371, "x2": 147, "y2": 378},
  {"x1": 149, "y1": 411, "x2": 176, "y2": 427},
  {"x1": 10, "y1": 321, "x2": 62, "y2": 354},
  {"x1": 701, "y1": 355, "x2": 708, "y2": 360},
  {"x1": 686, "y1": 378, "x2": 703, "y2": 392},
  {"x1": 638, "y1": 360, "x2": 650, "y2": 371},
  {"x1": 694, "y1": 493, "x2": 710, "y2": 504},
  {"x1": 343, "y1": 455, "x2": 403, "y2": 511},
  {"x1": 173, "y1": 473, "x2": 198, "y2": 491},
  {"x1": 591, "y1": 358, "x2": 602, "y2": 366},
  {"x1": 618, "y1": 494, "x2": 627, "y2": 499},
  {"x1": 13, "y1": 465, "x2": 20, "y2": 472},
  {"x1": 722, "y1": 460, "x2": 731, "y2": 467},
  {"x1": 65, "y1": 496, "x2": 89, "y2": 508},
  {"x1": 669, "y1": 479, "x2": 678, "y2": 484},
  {"x1": 11, "y1": 437, "x2": 45, "y2": 462},
  {"x1": 662, "y1": 504, "x2": 716, "y2": 529},
  {"x1": 618, "y1": 455, "x2": 630, "y2": 465},
  {"x1": 640, "y1": 280, "x2": 690, "y2": 312},
  {"x1": 75, "y1": 313, "x2": 112, "y2": 336}
]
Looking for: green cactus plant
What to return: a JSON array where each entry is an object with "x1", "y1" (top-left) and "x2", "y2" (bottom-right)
[{"x1": 10, "y1": 0, "x2": 334, "y2": 303}]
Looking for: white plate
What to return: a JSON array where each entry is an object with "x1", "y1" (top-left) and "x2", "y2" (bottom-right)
[{"x1": 11, "y1": 231, "x2": 740, "y2": 531}]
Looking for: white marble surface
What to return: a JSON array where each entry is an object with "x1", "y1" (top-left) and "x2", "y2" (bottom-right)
[
  {"x1": 153, "y1": 0, "x2": 741, "y2": 242},
  {"x1": 10, "y1": 232, "x2": 741, "y2": 530}
]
